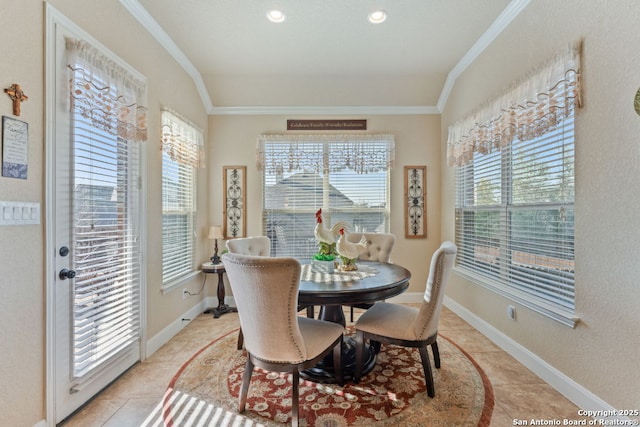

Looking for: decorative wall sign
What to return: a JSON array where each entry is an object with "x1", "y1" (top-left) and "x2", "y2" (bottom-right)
[
  {"x1": 223, "y1": 166, "x2": 246, "y2": 238},
  {"x1": 404, "y1": 166, "x2": 427, "y2": 238},
  {"x1": 287, "y1": 119, "x2": 366, "y2": 131},
  {"x1": 2, "y1": 116, "x2": 28, "y2": 179}
]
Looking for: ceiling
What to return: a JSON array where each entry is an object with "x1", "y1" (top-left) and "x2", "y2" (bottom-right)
[{"x1": 122, "y1": 0, "x2": 528, "y2": 114}]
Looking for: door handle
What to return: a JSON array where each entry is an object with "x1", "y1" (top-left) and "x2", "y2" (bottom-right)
[{"x1": 59, "y1": 269, "x2": 76, "y2": 280}]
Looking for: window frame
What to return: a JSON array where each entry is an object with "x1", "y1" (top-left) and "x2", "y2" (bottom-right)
[
  {"x1": 160, "y1": 110, "x2": 201, "y2": 288},
  {"x1": 454, "y1": 117, "x2": 577, "y2": 327},
  {"x1": 260, "y1": 136, "x2": 393, "y2": 258}
]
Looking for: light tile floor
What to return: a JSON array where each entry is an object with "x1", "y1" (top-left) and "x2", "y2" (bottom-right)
[{"x1": 61, "y1": 305, "x2": 586, "y2": 426}]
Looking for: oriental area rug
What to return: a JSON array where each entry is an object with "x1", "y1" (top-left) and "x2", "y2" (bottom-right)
[{"x1": 154, "y1": 328, "x2": 493, "y2": 427}]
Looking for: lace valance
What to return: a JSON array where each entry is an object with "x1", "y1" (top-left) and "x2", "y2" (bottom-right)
[
  {"x1": 161, "y1": 108, "x2": 204, "y2": 168},
  {"x1": 66, "y1": 38, "x2": 148, "y2": 142},
  {"x1": 256, "y1": 134, "x2": 395, "y2": 174},
  {"x1": 447, "y1": 41, "x2": 582, "y2": 167}
]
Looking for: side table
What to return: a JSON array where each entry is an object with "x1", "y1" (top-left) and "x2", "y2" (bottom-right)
[{"x1": 201, "y1": 262, "x2": 237, "y2": 318}]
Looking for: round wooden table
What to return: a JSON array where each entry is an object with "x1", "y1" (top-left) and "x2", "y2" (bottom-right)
[{"x1": 297, "y1": 260, "x2": 411, "y2": 383}]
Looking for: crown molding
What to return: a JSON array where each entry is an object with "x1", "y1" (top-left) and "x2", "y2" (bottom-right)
[
  {"x1": 437, "y1": 0, "x2": 531, "y2": 111},
  {"x1": 209, "y1": 105, "x2": 440, "y2": 116}
]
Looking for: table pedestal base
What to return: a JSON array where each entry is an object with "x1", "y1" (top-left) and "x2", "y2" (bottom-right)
[{"x1": 301, "y1": 337, "x2": 375, "y2": 383}]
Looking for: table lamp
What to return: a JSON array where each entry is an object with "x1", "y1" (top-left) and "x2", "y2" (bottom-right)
[{"x1": 208, "y1": 225, "x2": 224, "y2": 264}]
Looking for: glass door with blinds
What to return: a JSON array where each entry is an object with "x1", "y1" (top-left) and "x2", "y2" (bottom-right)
[{"x1": 49, "y1": 17, "x2": 145, "y2": 422}]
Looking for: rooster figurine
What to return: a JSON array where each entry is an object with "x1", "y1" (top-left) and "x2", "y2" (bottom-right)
[
  {"x1": 336, "y1": 228, "x2": 367, "y2": 271},
  {"x1": 313, "y1": 208, "x2": 349, "y2": 261}
]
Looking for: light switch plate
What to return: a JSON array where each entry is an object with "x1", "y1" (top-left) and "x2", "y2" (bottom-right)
[{"x1": 0, "y1": 201, "x2": 40, "y2": 226}]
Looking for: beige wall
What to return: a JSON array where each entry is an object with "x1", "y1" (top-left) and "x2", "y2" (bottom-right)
[
  {"x1": 208, "y1": 114, "x2": 442, "y2": 294},
  {"x1": 0, "y1": 1, "x2": 46, "y2": 425},
  {"x1": 0, "y1": 0, "x2": 209, "y2": 425},
  {"x1": 441, "y1": 0, "x2": 640, "y2": 409}
]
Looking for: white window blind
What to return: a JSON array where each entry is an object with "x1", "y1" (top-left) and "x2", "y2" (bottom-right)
[
  {"x1": 161, "y1": 110, "x2": 202, "y2": 285},
  {"x1": 67, "y1": 38, "x2": 146, "y2": 379},
  {"x1": 259, "y1": 135, "x2": 393, "y2": 258},
  {"x1": 455, "y1": 116, "x2": 575, "y2": 322}
]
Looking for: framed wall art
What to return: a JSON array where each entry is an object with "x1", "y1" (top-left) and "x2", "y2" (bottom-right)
[
  {"x1": 404, "y1": 166, "x2": 427, "y2": 238},
  {"x1": 2, "y1": 116, "x2": 29, "y2": 179},
  {"x1": 223, "y1": 166, "x2": 246, "y2": 238}
]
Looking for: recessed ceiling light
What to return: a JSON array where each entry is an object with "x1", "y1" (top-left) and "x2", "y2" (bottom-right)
[
  {"x1": 266, "y1": 9, "x2": 285, "y2": 23},
  {"x1": 368, "y1": 10, "x2": 387, "y2": 24}
]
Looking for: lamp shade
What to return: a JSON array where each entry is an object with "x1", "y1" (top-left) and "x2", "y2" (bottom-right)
[{"x1": 208, "y1": 225, "x2": 224, "y2": 240}]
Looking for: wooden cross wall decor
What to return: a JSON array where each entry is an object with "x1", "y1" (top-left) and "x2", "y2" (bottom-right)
[{"x1": 4, "y1": 84, "x2": 28, "y2": 116}]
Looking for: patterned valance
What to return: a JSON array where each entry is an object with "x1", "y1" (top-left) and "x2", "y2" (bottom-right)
[
  {"x1": 256, "y1": 134, "x2": 395, "y2": 174},
  {"x1": 161, "y1": 108, "x2": 204, "y2": 168},
  {"x1": 447, "y1": 41, "x2": 582, "y2": 167},
  {"x1": 66, "y1": 38, "x2": 147, "y2": 142}
]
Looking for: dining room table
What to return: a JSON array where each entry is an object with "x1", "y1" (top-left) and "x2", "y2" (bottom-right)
[{"x1": 297, "y1": 259, "x2": 411, "y2": 383}]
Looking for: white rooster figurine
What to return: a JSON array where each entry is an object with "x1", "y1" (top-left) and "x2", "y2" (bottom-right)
[
  {"x1": 336, "y1": 228, "x2": 368, "y2": 271},
  {"x1": 313, "y1": 208, "x2": 349, "y2": 260}
]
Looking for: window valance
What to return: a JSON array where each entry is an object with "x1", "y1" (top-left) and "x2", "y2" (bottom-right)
[
  {"x1": 447, "y1": 41, "x2": 582, "y2": 167},
  {"x1": 256, "y1": 134, "x2": 395, "y2": 174},
  {"x1": 66, "y1": 37, "x2": 148, "y2": 142},
  {"x1": 161, "y1": 108, "x2": 204, "y2": 168}
]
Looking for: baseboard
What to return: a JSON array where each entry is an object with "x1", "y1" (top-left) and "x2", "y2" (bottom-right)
[
  {"x1": 145, "y1": 300, "x2": 207, "y2": 358},
  {"x1": 443, "y1": 296, "x2": 618, "y2": 413}
]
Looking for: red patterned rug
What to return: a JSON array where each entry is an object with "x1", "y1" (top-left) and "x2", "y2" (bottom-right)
[{"x1": 161, "y1": 328, "x2": 493, "y2": 426}]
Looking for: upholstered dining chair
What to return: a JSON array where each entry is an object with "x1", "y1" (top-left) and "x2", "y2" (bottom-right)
[
  {"x1": 225, "y1": 236, "x2": 271, "y2": 349},
  {"x1": 226, "y1": 235, "x2": 271, "y2": 257},
  {"x1": 222, "y1": 253, "x2": 344, "y2": 427},
  {"x1": 353, "y1": 241, "x2": 457, "y2": 398},
  {"x1": 345, "y1": 232, "x2": 396, "y2": 321}
]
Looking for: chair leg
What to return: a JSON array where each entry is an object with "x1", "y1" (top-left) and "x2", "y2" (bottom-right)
[
  {"x1": 237, "y1": 328, "x2": 244, "y2": 350},
  {"x1": 291, "y1": 370, "x2": 299, "y2": 427},
  {"x1": 239, "y1": 357, "x2": 254, "y2": 412},
  {"x1": 333, "y1": 336, "x2": 344, "y2": 386},
  {"x1": 354, "y1": 330, "x2": 364, "y2": 383},
  {"x1": 350, "y1": 306, "x2": 354, "y2": 322},
  {"x1": 431, "y1": 340, "x2": 441, "y2": 369},
  {"x1": 418, "y1": 345, "x2": 435, "y2": 398}
]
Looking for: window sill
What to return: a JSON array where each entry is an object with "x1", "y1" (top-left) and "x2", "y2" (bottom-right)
[
  {"x1": 162, "y1": 270, "x2": 201, "y2": 295},
  {"x1": 454, "y1": 267, "x2": 580, "y2": 328}
]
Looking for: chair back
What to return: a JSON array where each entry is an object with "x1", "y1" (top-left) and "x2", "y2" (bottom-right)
[
  {"x1": 412, "y1": 241, "x2": 457, "y2": 340},
  {"x1": 226, "y1": 236, "x2": 270, "y2": 256},
  {"x1": 222, "y1": 253, "x2": 307, "y2": 363},
  {"x1": 346, "y1": 232, "x2": 395, "y2": 263}
]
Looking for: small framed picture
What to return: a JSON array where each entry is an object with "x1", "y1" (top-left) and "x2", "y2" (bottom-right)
[
  {"x1": 404, "y1": 166, "x2": 427, "y2": 238},
  {"x1": 2, "y1": 116, "x2": 29, "y2": 179},
  {"x1": 223, "y1": 166, "x2": 246, "y2": 238}
]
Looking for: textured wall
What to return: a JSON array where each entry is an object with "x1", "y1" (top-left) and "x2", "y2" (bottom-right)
[{"x1": 441, "y1": 0, "x2": 640, "y2": 409}]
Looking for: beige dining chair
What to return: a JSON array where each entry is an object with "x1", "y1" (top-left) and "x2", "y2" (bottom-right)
[
  {"x1": 353, "y1": 241, "x2": 457, "y2": 398},
  {"x1": 225, "y1": 236, "x2": 271, "y2": 349},
  {"x1": 345, "y1": 232, "x2": 396, "y2": 321},
  {"x1": 226, "y1": 236, "x2": 314, "y2": 349},
  {"x1": 222, "y1": 253, "x2": 344, "y2": 427},
  {"x1": 226, "y1": 235, "x2": 271, "y2": 257}
]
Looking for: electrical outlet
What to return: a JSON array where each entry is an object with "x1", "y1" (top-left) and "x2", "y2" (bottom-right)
[{"x1": 182, "y1": 288, "x2": 188, "y2": 300}]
